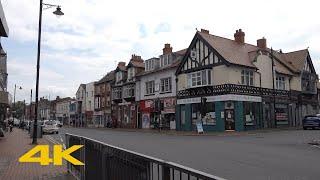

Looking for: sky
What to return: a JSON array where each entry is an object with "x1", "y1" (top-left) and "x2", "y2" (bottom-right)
[{"x1": 2, "y1": 0, "x2": 320, "y2": 103}]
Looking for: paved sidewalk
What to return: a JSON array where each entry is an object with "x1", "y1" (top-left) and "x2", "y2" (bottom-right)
[
  {"x1": 0, "y1": 128, "x2": 74, "y2": 180},
  {"x1": 70, "y1": 126, "x2": 302, "y2": 137}
]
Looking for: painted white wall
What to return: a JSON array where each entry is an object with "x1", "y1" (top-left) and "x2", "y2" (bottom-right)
[
  {"x1": 85, "y1": 82, "x2": 95, "y2": 111},
  {"x1": 139, "y1": 68, "x2": 177, "y2": 100},
  {"x1": 56, "y1": 100, "x2": 70, "y2": 118}
]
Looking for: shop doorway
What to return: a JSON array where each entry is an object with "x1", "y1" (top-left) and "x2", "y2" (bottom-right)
[{"x1": 225, "y1": 109, "x2": 235, "y2": 131}]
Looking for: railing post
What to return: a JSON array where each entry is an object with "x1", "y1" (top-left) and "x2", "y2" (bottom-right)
[
  {"x1": 162, "y1": 164, "x2": 170, "y2": 180},
  {"x1": 101, "y1": 144, "x2": 106, "y2": 180},
  {"x1": 80, "y1": 138, "x2": 86, "y2": 180}
]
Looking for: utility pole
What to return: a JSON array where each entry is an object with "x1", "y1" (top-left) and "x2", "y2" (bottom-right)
[{"x1": 30, "y1": 89, "x2": 32, "y2": 120}]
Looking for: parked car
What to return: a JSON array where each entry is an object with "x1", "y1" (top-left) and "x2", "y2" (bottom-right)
[
  {"x1": 303, "y1": 115, "x2": 320, "y2": 130},
  {"x1": 42, "y1": 120, "x2": 59, "y2": 134},
  {"x1": 55, "y1": 120, "x2": 63, "y2": 127}
]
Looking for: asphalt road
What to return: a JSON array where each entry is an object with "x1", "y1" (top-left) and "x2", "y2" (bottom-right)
[{"x1": 49, "y1": 128, "x2": 320, "y2": 180}]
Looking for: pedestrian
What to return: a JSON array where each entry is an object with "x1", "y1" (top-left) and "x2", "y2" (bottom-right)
[{"x1": 9, "y1": 123, "x2": 13, "y2": 132}]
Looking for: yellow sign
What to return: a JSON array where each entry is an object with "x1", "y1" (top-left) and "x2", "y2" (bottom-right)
[{"x1": 19, "y1": 145, "x2": 84, "y2": 166}]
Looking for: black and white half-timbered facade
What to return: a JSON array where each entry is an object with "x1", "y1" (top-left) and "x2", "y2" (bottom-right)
[{"x1": 175, "y1": 28, "x2": 319, "y2": 132}]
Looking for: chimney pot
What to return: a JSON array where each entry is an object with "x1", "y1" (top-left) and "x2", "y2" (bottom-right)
[
  {"x1": 163, "y1": 43, "x2": 173, "y2": 55},
  {"x1": 257, "y1": 37, "x2": 267, "y2": 49}
]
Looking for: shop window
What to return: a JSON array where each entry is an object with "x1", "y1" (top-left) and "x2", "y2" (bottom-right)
[
  {"x1": 243, "y1": 102, "x2": 256, "y2": 126},
  {"x1": 180, "y1": 105, "x2": 186, "y2": 125},
  {"x1": 192, "y1": 102, "x2": 216, "y2": 125},
  {"x1": 275, "y1": 104, "x2": 288, "y2": 125}
]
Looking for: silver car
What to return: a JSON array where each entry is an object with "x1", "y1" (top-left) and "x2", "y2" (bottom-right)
[{"x1": 42, "y1": 120, "x2": 59, "y2": 134}]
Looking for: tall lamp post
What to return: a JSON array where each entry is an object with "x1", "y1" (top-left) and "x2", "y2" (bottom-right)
[
  {"x1": 13, "y1": 84, "x2": 22, "y2": 121},
  {"x1": 32, "y1": 1, "x2": 64, "y2": 144}
]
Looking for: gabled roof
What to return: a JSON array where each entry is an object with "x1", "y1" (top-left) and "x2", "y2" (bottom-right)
[
  {"x1": 136, "y1": 49, "x2": 186, "y2": 77},
  {"x1": 275, "y1": 49, "x2": 309, "y2": 73},
  {"x1": 96, "y1": 71, "x2": 115, "y2": 84},
  {"x1": 198, "y1": 31, "x2": 259, "y2": 68},
  {"x1": 127, "y1": 60, "x2": 145, "y2": 69}
]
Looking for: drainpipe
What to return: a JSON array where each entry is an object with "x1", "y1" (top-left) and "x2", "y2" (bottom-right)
[{"x1": 256, "y1": 70, "x2": 263, "y2": 128}]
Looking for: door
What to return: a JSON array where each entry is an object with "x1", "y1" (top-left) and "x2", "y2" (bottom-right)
[{"x1": 225, "y1": 109, "x2": 235, "y2": 130}]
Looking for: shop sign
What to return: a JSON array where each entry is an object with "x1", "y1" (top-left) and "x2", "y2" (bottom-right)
[{"x1": 177, "y1": 95, "x2": 262, "y2": 104}]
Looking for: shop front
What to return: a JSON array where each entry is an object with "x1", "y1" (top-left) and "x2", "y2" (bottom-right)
[
  {"x1": 176, "y1": 94, "x2": 262, "y2": 132},
  {"x1": 93, "y1": 111, "x2": 103, "y2": 127},
  {"x1": 118, "y1": 102, "x2": 137, "y2": 128}
]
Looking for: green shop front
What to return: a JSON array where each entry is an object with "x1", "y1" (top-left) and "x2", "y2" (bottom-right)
[{"x1": 176, "y1": 94, "x2": 262, "y2": 132}]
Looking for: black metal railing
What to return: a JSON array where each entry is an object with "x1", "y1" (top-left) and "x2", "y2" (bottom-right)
[
  {"x1": 66, "y1": 133, "x2": 226, "y2": 180},
  {"x1": 177, "y1": 84, "x2": 290, "y2": 99}
]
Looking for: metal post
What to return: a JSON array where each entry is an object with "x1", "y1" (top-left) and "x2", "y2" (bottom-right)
[
  {"x1": 271, "y1": 48, "x2": 277, "y2": 128},
  {"x1": 29, "y1": 89, "x2": 32, "y2": 120},
  {"x1": 13, "y1": 84, "x2": 16, "y2": 121},
  {"x1": 32, "y1": 0, "x2": 43, "y2": 144}
]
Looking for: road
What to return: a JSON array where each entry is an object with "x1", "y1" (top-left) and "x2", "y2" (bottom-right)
[{"x1": 47, "y1": 128, "x2": 320, "y2": 180}]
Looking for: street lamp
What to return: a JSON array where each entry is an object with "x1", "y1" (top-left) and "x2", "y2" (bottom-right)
[
  {"x1": 32, "y1": 1, "x2": 64, "y2": 145},
  {"x1": 13, "y1": 84, "x2": 22, "y2": 121}
]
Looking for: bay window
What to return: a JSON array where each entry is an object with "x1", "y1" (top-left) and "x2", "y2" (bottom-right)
[{"x1": 187, "y1": 69, "x2": 211, "y2": 88}]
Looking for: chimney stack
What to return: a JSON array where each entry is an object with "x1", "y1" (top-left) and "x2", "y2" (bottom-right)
[
  {"x1": 131, "y1": 54, "x2": 143, "y2": 62},
  {"x1": 234, "y1": 29, "x2": 245, "y2": 44},
  {"x1": 163, "y1": 43, "x2": 173, "y2": 55},
  {"x1": 200, "y1": 29, "x2": 209, "y2": 34},
  {"x1": 257, "y1": 37, "x2": 267, "y2": 49},
  {"x1": 118, "y1": 61, "x2": 126, "y2": 67}
]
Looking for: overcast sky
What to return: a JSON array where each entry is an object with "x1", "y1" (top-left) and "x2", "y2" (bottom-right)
[{"x1": 2, "y1": 0, "x2": 320, "y2": 103}]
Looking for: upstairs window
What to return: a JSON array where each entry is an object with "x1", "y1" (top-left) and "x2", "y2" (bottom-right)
[
  {"x1": 127, "y1": 68, "x2": 135, "y2": 80},
  {"x1": 145, "y1": 59, "x2": 155, "y2": 71},
  {"x1": 160, "y1": 77, "x2": 172, "y2": 93},
  {"x1": 187, "y1": 70, "x2": 211, "y2": 88},
  {"x1": 241, "y1": 70, "x2": 254, "y2": 86},
  {"x1": 116, "y1": 71, "x2": 122, "y2": 82},
  {"x1": 145, "y1": 81, "x2": 155, "y2": 95},
  {"x1": 160, "y1": 54, "x2": 171, "y2": 67},
  {"x1": 276, "y1": 75, "x2": 286, "y2": 90}
]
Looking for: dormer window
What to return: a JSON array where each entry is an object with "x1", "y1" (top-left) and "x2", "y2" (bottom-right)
[
  {"x1": 127, "y1": 68, "x2": 135, "y2": 81},
  {"x1": 116, "y1": 71, "x2": 122, "y2": 82},
  {"x1": 160, "y1": 54, "x2": 171, "y2": 67}
]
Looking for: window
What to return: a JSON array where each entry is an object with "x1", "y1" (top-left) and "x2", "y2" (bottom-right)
[
  {"x1": 241, "y1": 70, "x2": 254, "y2": 86},
  {"x1": 145, "y1": 81, "x2": 155, "y2": 95},
  {"x1": 112, "y1": 87, "x2": 122, "y2": 99},
  {"x1": 127, "y1": 68, "x2": 135, "y2": 80},
  {"x1": 124, "y1": 85, "x2": 135, "y2": 97},
  {"x1": 91, "y1": 91, "x2": 94, "y2": 97},
  {"x1": 187, "y1": 70, "x2": 211, "y2": 88},
  {"x1": 276, "y1": 75, "x2": 286, "y2": 90},
  {"x1": 160, "y1": 54, "x2": 171, "y2": 67},
  {"x1": 160, "y1": 78, "x2": 172, "y2": 93},
  {"x1": 192, "y1": 102, "x2": 215, "y2": 125},
  {"x1": 116, "y1": 71, "x2": 122, "y2": 82},
  {"x1": 145, "y1": 59, "x2": 155, "y2": 71}
]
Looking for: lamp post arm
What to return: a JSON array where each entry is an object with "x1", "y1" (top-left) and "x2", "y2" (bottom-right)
[{"x1": 42, "y1": 3, "x2": 59, "y2": 10}]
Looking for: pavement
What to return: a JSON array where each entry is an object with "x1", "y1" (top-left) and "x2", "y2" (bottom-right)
[
  {"x1": 51, "y1": 127, "x2": 320, "y2": 180},
  {"x1": 0, "y1": 128, "x2": 74, "y2": 180}
]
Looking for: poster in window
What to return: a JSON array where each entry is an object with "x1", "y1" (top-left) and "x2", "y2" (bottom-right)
[
  {"x1": 204, "y1": 112, "x2": 216, "y2": 125},
  {"x1": 142, "y1": 113, "x2": 150, "y2": 129}
]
